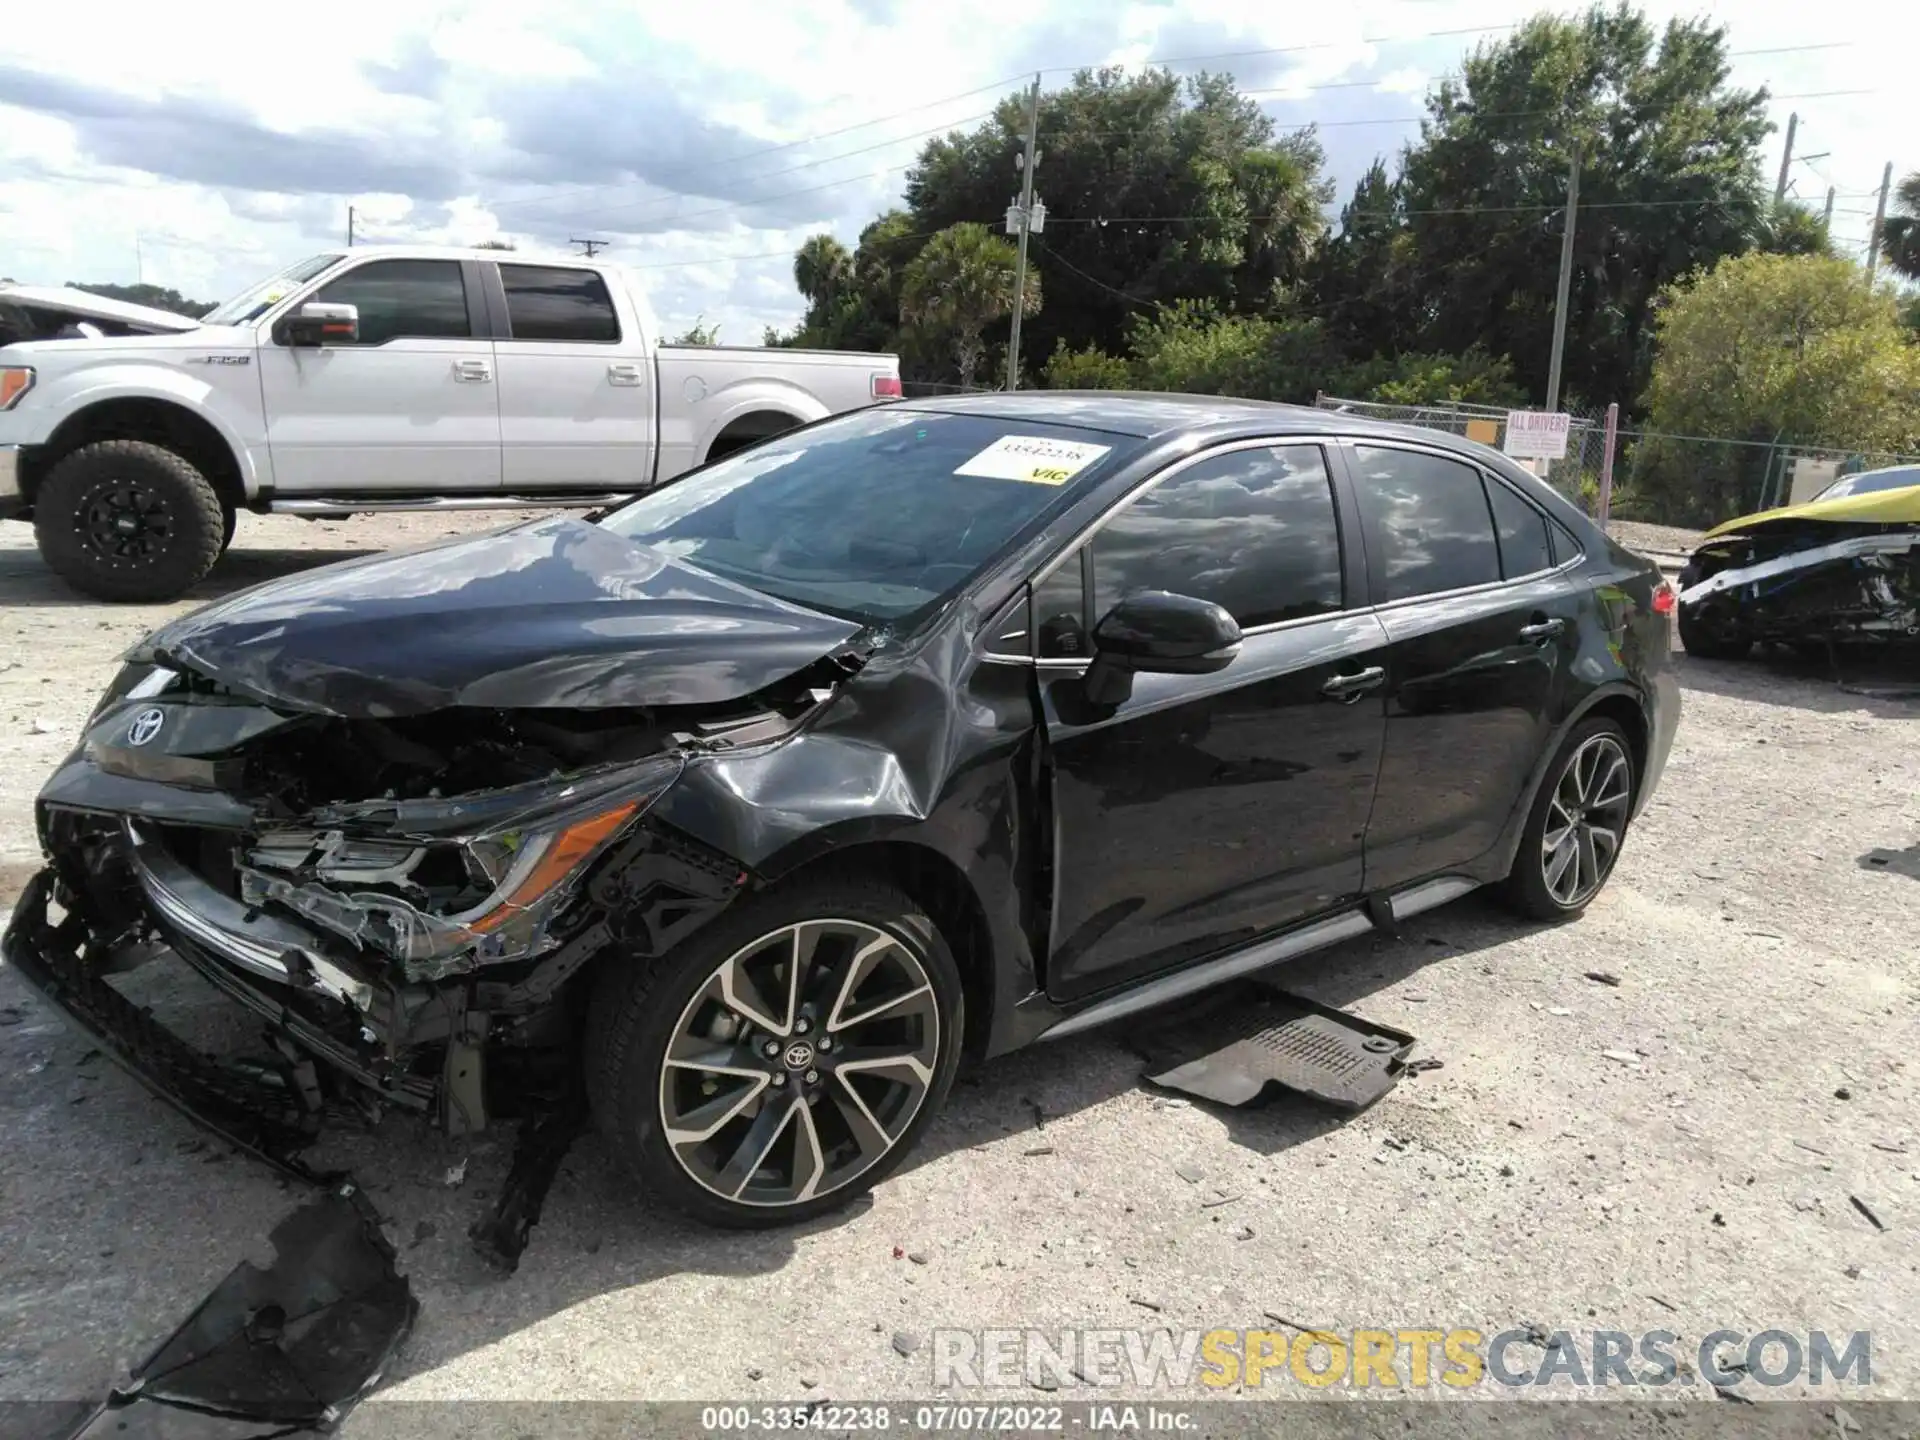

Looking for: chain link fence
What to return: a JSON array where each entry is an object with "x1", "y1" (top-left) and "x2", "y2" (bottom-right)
[
  {"x1": 1312, "y1": 394, "x2": 1920, "y2": 530},
  {"x1": 1312, "y1": 394, "x2": 1612, "y2": 511}
]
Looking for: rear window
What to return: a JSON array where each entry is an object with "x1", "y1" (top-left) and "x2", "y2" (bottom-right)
[{"x1": 600, "y1": 408, "x2": 1135, "y2": 625}]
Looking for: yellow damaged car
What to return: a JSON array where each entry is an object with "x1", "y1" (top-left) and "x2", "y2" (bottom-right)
[{"x1": 1674, "y1": 464, "x2": 1920, "y2": 660}]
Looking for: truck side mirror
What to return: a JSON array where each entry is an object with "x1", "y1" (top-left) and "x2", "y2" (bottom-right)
[{"x1": 276, "y1": 302, "x2": 359, "y2": 348}]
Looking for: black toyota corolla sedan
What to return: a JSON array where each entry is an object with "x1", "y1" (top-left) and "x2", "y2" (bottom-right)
[{"x1": 5, "y1": 393, "x2": 1679, "y2": 1231}]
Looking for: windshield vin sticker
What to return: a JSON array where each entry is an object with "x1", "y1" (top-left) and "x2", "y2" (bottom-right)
[{"x1": 955, "y1": 435, "x2": 1112, "y2": 485}]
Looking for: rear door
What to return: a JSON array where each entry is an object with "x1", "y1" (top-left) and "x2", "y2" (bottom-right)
[
  {"x1": 259, "y1": 257, "x2": 501, "y2": 493},
  {"x1": 487, "y1": 262, "x2": 657, "y2": 490},
  {"x1": 1036, "y1": 440, "x2": 1391, "y2": 1003},
  {"x1": 1345, "y1": 441, "x2": 1579, "y2": 891}
]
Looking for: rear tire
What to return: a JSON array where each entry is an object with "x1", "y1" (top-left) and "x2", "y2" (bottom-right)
[
  {"x1": 33, "y1": 441, "x2": 225, "y2": 602},
  {"x1": 1500, "y1": 717, "x2": 1637, "y2": 921},
  {"x1": 584, "y1": 873, "x2": 963, "y2": 1229}
]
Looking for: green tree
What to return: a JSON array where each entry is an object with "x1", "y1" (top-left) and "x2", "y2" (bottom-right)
[
  {"x1": 1877, "y1": 171, "x2": 1920, "y2": 281},
  {"x1": 671, "y1": 315, "x2": 721, "y2": 345},
  {"x1": 1306, "y1": 160, "x2": 1422, "y2": 359},
  {"x1": 1390, "y1": 6, "x2": 1775, "y2": 408},
  {"x1": 792, "y1": 234, "x2": 852, "y2": 309},
  {"x1": 899, "y1": 223, "x2": 1039, "y2": 389},
  {"x1": 67, "y1": 282, "x2": 214, "y2": 318},
  {"x1": 901, "y1": 68, "x2": 1329, "y2": 362},
  {"x1": 1634, "y1": 251, "x2": 1920, "y2": 523}
]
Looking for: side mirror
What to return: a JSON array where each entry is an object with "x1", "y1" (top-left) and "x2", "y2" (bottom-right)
[
  {"x1": 1081, "y1": 590, "x2": 1242, "y2": 706},
  {"x1": 276, "y1": 302, "x2": 359, "y2": 347}
]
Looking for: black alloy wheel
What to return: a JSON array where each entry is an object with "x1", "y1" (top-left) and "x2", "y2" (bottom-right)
[
  {"x1": 586, "y1": 875, "x2": 963, "y2": 1227},
  {"x1": 34, "y1": 440, "x2": 225, "y2": 601},
  {"x1": 1502, "y1": 717, "x2": 1637, "y2": 920}
]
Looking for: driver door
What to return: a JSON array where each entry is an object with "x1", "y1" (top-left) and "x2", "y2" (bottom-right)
[
  {"x1": 258, "y1": 256, "x2": 502, "y2": 493},
  {"x1": 1036, "y1": 441, "x2": 1391, "y2": 1002}
]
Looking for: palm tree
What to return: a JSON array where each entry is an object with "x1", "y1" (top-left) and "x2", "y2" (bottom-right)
[
  {"x1": 793, "y1": 235, "x2": 852, "y2": 307},
  {"x1": 1879, "y1": 171, "x2": 1920, "y2": 281},
  {"x1": 899, "y1": 223, "x2": 1042, "y2": 390}
]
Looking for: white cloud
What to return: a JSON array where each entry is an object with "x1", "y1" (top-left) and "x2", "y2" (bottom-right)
[{"x1": 0, "y1": 0, "x2": 1912, "y2": 340}]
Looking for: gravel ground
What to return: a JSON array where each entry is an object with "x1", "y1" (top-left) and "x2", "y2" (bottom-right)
[{"x1": 0, "y1": 513, "x2": 1915, "y2": 1417}]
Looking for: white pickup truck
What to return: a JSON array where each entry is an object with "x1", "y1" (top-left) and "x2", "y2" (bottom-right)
[{"x1": 0, "y1": 247, "x2": 901, "y2": 600}]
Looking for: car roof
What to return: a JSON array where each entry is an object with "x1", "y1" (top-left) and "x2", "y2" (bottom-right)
[{"x1": 896, "y1": 389, "x2": 1505, "y2": 457}]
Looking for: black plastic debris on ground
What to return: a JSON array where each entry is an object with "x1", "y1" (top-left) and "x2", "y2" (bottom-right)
[
  {"x1": 469, "y1": 1090, "x2": 589, "y2": 1273},
  {"x1": 1134, "y1": 981, "x2": 1418, "y2": 1111},
  {"x1": 65, "y1": 1183, "x2": 416, "y2": 1439}
]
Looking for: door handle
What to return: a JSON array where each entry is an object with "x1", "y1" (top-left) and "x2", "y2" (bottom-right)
[
  {"x1": 1518, "y1": 618, "x2": 1566, "y2": 641},
  {"x1": 607, "y1": 363, "x2": 645, "y2": 386},
  {"x1": 453, "y1": 359, "x2": 493, "y2": 383},
  {"x1": 1320, "y1": 665, "x2": 1386, "y2": 703}
]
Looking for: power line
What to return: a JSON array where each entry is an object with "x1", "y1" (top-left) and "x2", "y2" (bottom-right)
[{"x1": 532, "y1": 111, "x2": 993, "y2": 229}]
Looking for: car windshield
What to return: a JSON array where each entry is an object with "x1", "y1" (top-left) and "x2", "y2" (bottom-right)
[
  {"x1": 200, "y1": 253, "x2": 346, "y2": 326},
  {"x1": 599, "y1": 407, "x2": 1136, "y2": 624},
  {"x1": 1812, "y1": 466, "x2": 1920, "y2": 501}
]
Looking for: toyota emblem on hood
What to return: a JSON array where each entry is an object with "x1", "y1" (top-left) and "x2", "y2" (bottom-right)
[{"x1": 127, "y1": 708, "x2": 166, "y2": 747}]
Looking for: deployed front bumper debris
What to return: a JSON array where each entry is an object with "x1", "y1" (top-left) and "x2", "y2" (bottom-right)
[
  {"x1": 4, "y1": 871, "x2": 328, "y2": 1181},
  {"x1": 64, "y1": 1183, "x2": 415, "y2": 1439},
  {"x1": 1677, "y1": 522, "x2": 1920, "y2": 650},
  {"x1": 1133, "y1": 981, "x2": 1420, "y2": 1111}
]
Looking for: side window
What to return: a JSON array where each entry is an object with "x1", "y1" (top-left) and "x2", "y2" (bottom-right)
[
  {"x1": 1033, "y1": 551, "x2": 1091, "y2": 659},
  {"x1": 1086, "y1": 445, "x2": 1344, "y2": 629},
  {"x1": 1551, "y1": 518, "x2": 1586, "y2": 565},
  {"x1": 311, "y1": 260, "x2": 471, "y2": 346},
  {"x1": 499, "y1": 264, "x2": 622, "y2": 342},
  {"x1": 1485, "y1": 477, "x2": 1554, "y2": 578},
  {"x1": 1350, "y1": 446, "x2": 1500, "y2": 602}
]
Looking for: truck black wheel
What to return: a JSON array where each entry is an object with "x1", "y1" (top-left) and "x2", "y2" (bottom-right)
[
  {"x1": 584, "y1": 873, "x2": 964, "y2": 1229},
  {"x1": 33, "y1": 441, "x2": 226, "y2": 602}
]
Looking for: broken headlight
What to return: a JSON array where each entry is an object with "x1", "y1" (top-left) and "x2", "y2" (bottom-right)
[{"x1": 240, "y1": 756, "x2": 682, "y2": 979}]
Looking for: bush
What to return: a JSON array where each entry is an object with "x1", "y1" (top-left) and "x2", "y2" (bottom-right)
[{"x1": 1043, "y1": 343, "x2": 1133, "y2": 389}]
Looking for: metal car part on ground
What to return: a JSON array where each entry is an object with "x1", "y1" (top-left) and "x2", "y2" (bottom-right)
[{"x1": 1, "y1": 393, "x2": 1678, "y2": 1248}]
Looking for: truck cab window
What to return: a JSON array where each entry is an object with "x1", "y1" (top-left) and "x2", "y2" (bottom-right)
[
  {"x1": 310, "y1": 260, "x2": 472, "y2": 346},
  {"x1": 499, "y1": 265, "x2": 622, "y2": 343}
]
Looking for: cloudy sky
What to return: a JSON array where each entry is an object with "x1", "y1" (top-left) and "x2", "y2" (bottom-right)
[{"x1": 0, "y1": 0, "x2": 1909, "y2": 341}]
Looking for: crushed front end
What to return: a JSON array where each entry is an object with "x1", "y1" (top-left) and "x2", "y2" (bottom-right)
[
  {"x1": 1676, "y1": 519, "x2": 1920, "y2": 651},
  {"x1": 0, "y1": 659, "x2": 808, "y2": 1180}
]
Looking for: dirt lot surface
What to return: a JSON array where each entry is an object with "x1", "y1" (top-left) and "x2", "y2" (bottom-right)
[{"x1": 1, "y1": 513, "x2": 1915, "y2": 1417}]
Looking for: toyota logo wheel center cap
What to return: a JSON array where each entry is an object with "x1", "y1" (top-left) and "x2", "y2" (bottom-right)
[
  {"x1": 782, "y1": 1040, "x2": 816, "y2": 1071},
  {"x1": 126, "y1": 708, "x2": 166, "y2": 747}
]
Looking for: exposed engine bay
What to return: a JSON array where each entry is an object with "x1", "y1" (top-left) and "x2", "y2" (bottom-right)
[
  {"x1": 1676, "y1": 521, "x2": 1920, "y2": 653},
  {"x1": 8, "y1": 654, "x2": 852, "y2": 1266}
]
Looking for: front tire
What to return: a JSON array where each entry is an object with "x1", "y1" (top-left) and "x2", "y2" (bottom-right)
[
  {"x1": 33, "y1": 441, "x2": 225, "y2": 602},
  {"x1": 584, "y1": 874, "x2": 963, "y2": 1229},
  {"x1": 1500, "y1": 718, "x2": 1637, "y2": 921},
  {"x1": 1676, "y1": 602, "x2": 1752, "y2": 661}
]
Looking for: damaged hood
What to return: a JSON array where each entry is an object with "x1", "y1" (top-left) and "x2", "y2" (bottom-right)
[
  {"x1": 1703, "y1": 481, "x2": 1920, "y2": 539},
  {"x1": 142, "y1": 515, "x2": 865, "y2": 716}
]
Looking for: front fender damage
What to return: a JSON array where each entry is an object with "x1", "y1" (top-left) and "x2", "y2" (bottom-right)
[{"x1": 7, "y1": 670, "x2": 824, "y2": 1275}]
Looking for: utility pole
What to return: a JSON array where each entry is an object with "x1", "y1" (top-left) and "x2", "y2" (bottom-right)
[
  {"x1": 1004, "y1": 73, "x2": 1042, "y2": 392},
  {"x1": 570, "y1": 237, "x2": 609, "y2": 258},
  {"x1": 1544, "y1": 141, "x2": 1581, "y2": 416},
  {"x1": 1822, "y1": 186, "x2": 1836, "y2": 230},
  {"x1": 346, "y1": 205, "x2": 355, "y2": 247},
  {"x1": 1773, "y1": 112, "x2": 1798, "y2": 204},
  {"x1": 1865, "y1": 162, "x2": 1892, "y2": 282}
]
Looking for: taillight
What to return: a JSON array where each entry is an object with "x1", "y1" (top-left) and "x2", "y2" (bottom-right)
[
  {"x1": 870, "y1": 373, "x2": 902, "y2": 400},
  {"x1": 1652, "y1": 581, "x2": 1676, "y2": 616}
]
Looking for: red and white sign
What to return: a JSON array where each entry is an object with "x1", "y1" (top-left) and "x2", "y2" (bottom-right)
[{"x1": 1503, "y1": 410, "x2": 1572, "y2": 460}]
